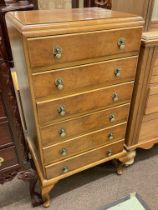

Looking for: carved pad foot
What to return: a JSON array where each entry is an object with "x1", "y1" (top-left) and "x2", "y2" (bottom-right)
[
  {"x1": 41, "y1": 184, "x2": 56, "y2": 208},
  {"x1": 124, "y1": 150, "x2": 136, "y2": 166},
  {"x1": 115, "y1": 150, "x2": 136, "y2": 175}
]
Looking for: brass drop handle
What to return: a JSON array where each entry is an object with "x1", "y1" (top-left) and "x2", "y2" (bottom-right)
[
  {"x1": 60, "y1": 148, "x2": 67, "y2": 156},
  {"x1": 114, "y1": 68, "x2": 121, "y2": 77},
  {"x1": 0, "y1": 157, "x2": 4, "y2": 167},
  {"x1": 55, "y1": 79, "x2": 64, "y2": 90},
  {"x1": 53, "y1": 46, "x2": 62, "y2": 59},
  {"x1": 58, "y1": 106, "x2": 66, "y2": 116},
  {"x1": 109, "y1": 114, "x2": 116, "y2": 122},
  {"x1": 118, "y1": 38, "x2": 126, "y2": 49},
  {"x1": 59, "y1": 128, "x2": 66, "y2": 138},
  {"x1": 62, "y1": 166, "x2": 69, "y2": 173},
  {"x1": 112, "y1": 93, "x2": 119, "y2": 102},
  {"x1": 106, "y1": 149, "x2": 113, "y2": 157},
  {"x1": 108, "y1": 132, "x2": 114, "y2": 140}
]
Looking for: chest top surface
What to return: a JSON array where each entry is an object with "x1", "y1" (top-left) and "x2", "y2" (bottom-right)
[{"x1": 6, "y1": 8, "x2": 144, "y2": 37}]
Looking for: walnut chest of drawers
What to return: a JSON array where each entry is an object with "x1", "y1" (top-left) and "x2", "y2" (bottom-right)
[{"x1": 6, "y1": 8, "x2": 143, "y2": 207}]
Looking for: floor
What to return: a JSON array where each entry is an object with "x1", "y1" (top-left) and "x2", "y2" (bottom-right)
[{"x1": 0, "y1": 146, "x2": 158, "y2": 210}]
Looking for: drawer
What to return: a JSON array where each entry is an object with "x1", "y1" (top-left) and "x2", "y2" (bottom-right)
[
  {"x1": 45, "y1": 140, "x2": 124, "y2": 179},
  {"x1": 37, "y1": 82, "x2": 134, "y2": 125},
  {"x1": 43, "y1": 123, "x2": 126, "y2": 165},
  {"x1": 28, "y1": 28, "x2": 142, "y2": 69},
  {"x1": 40, "y1": 104, "x2": 129, "y2": 147},
  {"x1": 139, "y1": 117, "x2": 158, "y2": 143},
  {"x1": 32, "y1": 57, "x2": 137, "y2": 98},
  {"x1": 0, "y1": 122, "x2": 13, "y2": 148},
  {"x1": 145, "y1": 85, "x2": 158, "y2": 115},
  {"x1": 150, "y1": 51, "x2": 158, "y2": 84},
  {"x1": 0, "y1": 146, "x2": 18, "y2": 170},
  {"x1": 0, "y1": 95, "x2": 6, "y2": 119}
]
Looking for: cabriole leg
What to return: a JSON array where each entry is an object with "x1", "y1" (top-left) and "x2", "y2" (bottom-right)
[
  {"x1": 41, "y1": 183, "x2": 55, "y2": 208},
  {"x1": 116, "y1": 150, "x2": 137, "y2": 175}
]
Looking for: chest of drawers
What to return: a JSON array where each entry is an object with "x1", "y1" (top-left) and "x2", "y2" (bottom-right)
[
  {"x1": 6, "y1": 8, "x2": 143, "y2": 207},
  {"x1": 126, "y1": 31, "x2": 158, "y2": 162}
]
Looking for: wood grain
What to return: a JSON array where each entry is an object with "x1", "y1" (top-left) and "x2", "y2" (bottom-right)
[
  {"x1": 45, "y1": 140, "x2": 124, "y2": 179},
  {"x1": 28, "y1": 28, "x2": 142, "y2": 69},
  {"x1": 112, "y1": 0, "x2": 154, "y2": 31},
  {"x1": 40, "y1": 103, "x2": 129, "y2": 147},
  {"x1": 139, "y1": 117, "x2": 158, "y2": 142},
  {"x1": 145, "y1": 85, "x2": 158, "y2": 114},
  {"x1": 0, "y1": 121, "x2": 13, "y2": 148},
  {"x1": 43, "y1": 123, "x2": 126, "y2": 165},
  {"x1": 0, "y1": 93, "x2": 6, "y2": 119},
  {"x1": 32, "y1": 56, "x2": 138, "y2": 98},
  {"x1": 0, "y1": 146, "x2": 18, "y2": 170},
  {"x1": 37, "y1": 82, "x2": 134, "y2": 125}
]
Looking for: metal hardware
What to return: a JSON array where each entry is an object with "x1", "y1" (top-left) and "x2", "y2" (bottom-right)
[
  {"x1": 60, "y1": 148, "x2": 67, "y2": 156},
  {"x1": 59, "y1": 128, "x2": 66, "y2": 138},
  {"x1": 112, "y1": 93, "x2": 119, "y2": 102},
  {"x1": 0, "y1": 157, "x2": 4, "y2": 167},
  {"x1": 109, "y1": 114, "x2": 116, "y2": 122},
  {"x1": 114, "y1": 68, "x2": 121, "y2": 77},
  {"x1": 108, "y1": 132, "x2": 114, "y2": 140},
  {"x1": 53, "y1": 46, "x2": 62, "y2": 59},
  {"x1": 62, "y1": 166, "x2": 69, "y2": 173},
  {"x1": 55, "y1": 79, "x2": 64, "y2": 90},
  {"x1": 118, "y1": 38, "x2": 126, "y2": 49},
  {"x1": 58, "y1": 106, "x2": 66, "y2": 116},
  {"x1": 106, "y1": 149, "x2": 113, "y2": 157}
]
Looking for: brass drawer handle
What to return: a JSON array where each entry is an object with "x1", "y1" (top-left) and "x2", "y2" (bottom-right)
[
  {"x1": 112, "y1": 93, "x2": 119, "y2": 102},
  {"x1": 53, "y1": 46, "x2": 62, "y2": 59},
  {"x1": 118, "y1": 38, "x2": 126, "y2": 49},
  {"x1": 0, "y1": 157, "x2": 4, "y2": 167},
  {"x1": 60, "y1": 148, "x2": 67, "y2": 156},
  {"x1": 55, "y1": 79, "x2": 64, "y2": 90},
  {"x1": 106, "y1": 149, "x2": 113, "y2": 157},
  {"x1": 58, "y1": 106, "x2": 66, "y2": 116},
  {"x1": 59, "y1": 128, "x2": 66, "y2": 138},
  {"x1": 109, "y1": 114, "x2": 116, "y2": 123},
  {"x1": 62, "y1": 166, "x2": 69, "y2": 173},
  {"x1": 114, "y1": 68, "x2": 121, "y2": 77},
  {"x1": 108, "y1": 132, "x2": 114, "y2": 140}
]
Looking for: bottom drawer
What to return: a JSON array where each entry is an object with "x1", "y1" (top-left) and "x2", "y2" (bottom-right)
[
  {"x1": 0, "y1": 146, "x2": 18, "y2": 170},
  {"x1": 45, "y1": 140, "x2": 124, "y2": 179},
  {"x1": 139, "y1": 116, "x2": 158, "y2": 143},
  {"x1": 0, "y1": 122, "x2": 13, "y2": 148},
  {"x1": 145, "y1": 85, "x2": 158, "y2": 115}
]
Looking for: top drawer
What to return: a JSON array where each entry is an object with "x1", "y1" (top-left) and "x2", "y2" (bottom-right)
[{"x1": 28, "y1": 28, "x2": 142, "y2": 70}]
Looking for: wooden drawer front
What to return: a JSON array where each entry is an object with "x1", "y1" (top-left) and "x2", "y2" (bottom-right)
[
  {"x1": 0, "y1": 146, "x2": 18, "y2": 170},
  {"x1": 32, "y1": 57, "x2": 137, "y2": 98},
  {"x1": 145, "y1": 85, "x2": 158, "y2": 115},
  {"x1": 152, "y1": 50, "x2": 158, "y2": 75},
  {"x1": 150, "y1": 75, "x2": 158, "y2": 84},
  {"x1": 37, "y1": 82, "x2": 133, "y2": 125},
  {"x1": 150, "y1": 50, "x2": 158, "y2": 84},
  {"x1": 0, "y1": 96, "x2": 5, "y2": 119},
  {"x1": 28, "y1": 28, "x2": 142, "y2": 69},
  {"x1": 43, "y1": 123, "x2": 126, "y2": 165},
  {"x1": 40, "y1": 104, "x2": 129, "y2": 147},
  {"x1": 0, "y1": 122, "x2": 13, "y2": 148},
  {"x1": 45, "y1": 140, "x2": 124, "y2": 179},
  {"x1": 139, "y1": 117, "x2": 158, "y2": 143}
]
